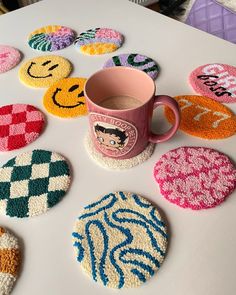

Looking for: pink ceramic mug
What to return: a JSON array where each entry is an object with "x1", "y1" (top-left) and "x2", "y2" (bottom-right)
[{"x1": 85, "y1": 67, "x2": 180, "y2": 160}]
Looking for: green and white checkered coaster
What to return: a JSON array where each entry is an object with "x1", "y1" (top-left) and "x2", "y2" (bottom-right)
[{"x1": 0, "y1": 150, "x2": 71, "y2": 218}]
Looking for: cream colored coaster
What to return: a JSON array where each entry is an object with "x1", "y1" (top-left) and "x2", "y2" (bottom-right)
[
  {"x1": 84, "y1": 133, "x2": 155, "y2": 170},
  {"x1": 72, "y1": 191, "x2": 168, "y2": 288}
]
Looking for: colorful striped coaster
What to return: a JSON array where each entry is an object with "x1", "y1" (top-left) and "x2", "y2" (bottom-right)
[{"x1": 0, "y1": 227, "x2": 20, "y2": 295}]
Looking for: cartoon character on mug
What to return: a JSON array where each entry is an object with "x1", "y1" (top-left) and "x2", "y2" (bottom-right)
[{"x1": 94, "y1": 123, "x2": 128, "y2": 151}]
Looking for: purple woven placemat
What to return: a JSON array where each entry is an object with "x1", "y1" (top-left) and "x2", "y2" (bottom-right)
[{"x1": 185, "y1": 0, "x2": 236, "y2": 44}]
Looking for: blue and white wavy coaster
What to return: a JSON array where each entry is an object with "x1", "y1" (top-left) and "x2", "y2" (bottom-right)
[{"x1": 72, "y1": 191, "x2": 168, "y2": 288}]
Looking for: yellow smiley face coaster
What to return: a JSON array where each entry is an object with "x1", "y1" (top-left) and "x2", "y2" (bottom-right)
[
  {"x1": 18, "y1": 55, "x2": 72, "y2": 88},
  {"x1": 43, "y1": 77, "x2": 88, "y2": 118}
]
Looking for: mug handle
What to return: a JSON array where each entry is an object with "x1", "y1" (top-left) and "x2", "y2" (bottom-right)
[{"x1": 149, "y1": 95, "x2": 180, "y2": 143}]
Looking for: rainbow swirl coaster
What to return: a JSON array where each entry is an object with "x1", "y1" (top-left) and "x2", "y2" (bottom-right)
[
  {"x1": 154, "y1": 147, "x2": 236, "y2": 210},
  {"x1": 103, "y1": 53, "x2": 159, "y2": 80},
  {"x1": 74, "y1": 28, "x2": 123, "y2": 55},
  {"x1": 0, "y1": 150, "x2": 71, "y2": 218},
  {"x1": 0, "y1": 227, "x2": 20, "y2": 295},
  {"x1": 0, "y1": 45, "x2": 21, "y2": 73},
  {"x1": 28, "y1": 25, "x2": 75, "y2": 52},
  {"x1": 72, "y1": 191, "x2": 168, "y2": 288}
]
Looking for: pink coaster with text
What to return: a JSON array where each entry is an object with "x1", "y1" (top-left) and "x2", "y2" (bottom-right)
[
  {"x1": 189, "y1": 63, "x2": 236, "y2": 103},
  {"x1": 0, "y1": 45, "x2": 21, "y2": 73},
  {"x1": 154, "y1": 147, "x2": 236, "y2": 210}
]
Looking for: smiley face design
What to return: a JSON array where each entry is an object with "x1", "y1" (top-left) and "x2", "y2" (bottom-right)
[
  {"x1": 43, "y1": 77, "x2": 88, "y2": 118},
  {"x1": 19, "y1": 55, "x2": 72, "y2": 88}
]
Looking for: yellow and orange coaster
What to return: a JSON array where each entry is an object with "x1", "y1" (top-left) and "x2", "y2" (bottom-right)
[
  {"x1": 165, "y1": 95, "x2": 236, "y2": 139},
  {"x1": 0, "y1": 227, "x2": 20, "y2": 295},
  {"x1": 43, "y1": 77, "x2": 87, "y2": 118},
  {"x1": 74, "y1": 28, "x2": 123, "y2": 55},
  {"x1": 18, "y1": 55, "x2": 72, "y2": 88}
]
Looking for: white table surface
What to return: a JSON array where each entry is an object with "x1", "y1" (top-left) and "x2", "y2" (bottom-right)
[{"x1": 0, "y1": 0, "x2": 236, "y2": 294}]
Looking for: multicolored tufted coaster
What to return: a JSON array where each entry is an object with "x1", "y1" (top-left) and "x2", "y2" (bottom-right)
[
  {"x1": 0, "y1": 150, "x2": 71, "y2": 218},
  {"x1": 0, "y1": 227, "x2": 20, "y2": 295},
  {"x1": 103, "y1": 53, "x2": 159, "y2": 80},
  {"x1": 0, "y1": 45, "x2": 21, "y2": 74},
  {"x1": 28, "y1": 25, "x2": 75, "y2": 52},
  {"x1": 189, "y1": 63, "x2": 236, "y2": 103},
  {"x1": 74, "y1": 28, "x2": 123, "y2": 55},
  {"x1": 153, "y1": 147, "x2": 236, "y2": 210},
  {"x1": 165, "y1": 95, "x2": 236, "y2": 139},
  {"x1": 18, "y1": 55, "x2": 72, "y2": 88},
  {"x1": 84, "y1": 133, "x2": 155, "y2": 170},
  {"x1": 0, "y1": 104, "x2": 45, "y2": 151},
  {"x1": 43, "y1": 77, "x2": 87, "y2": 118},
  {"x1": 72, "y1": 191, "x2": 168, "y2": 288}
]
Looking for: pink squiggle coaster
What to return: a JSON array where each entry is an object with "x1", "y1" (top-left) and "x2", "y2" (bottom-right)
[
  {"x1": 153, "y1": 147, "x2": 236, "y2": 210},
  {"x1": 0, "y1": 45, "x2": 21, "y2": 73}
]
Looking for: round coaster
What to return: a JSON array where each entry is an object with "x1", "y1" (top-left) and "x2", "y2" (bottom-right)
[
  {"x1": 43, "y1": 77, "x2": 87, "y2": 118},
  {"x1": 28, "y1": 25, "x2": 75, "y2": 52},
  {"x1": 154, "y1": 147, "x2": 236, "y2": 210},
  {"x1": 0, "y1": 104, "x2": 45, "y2": 152},
  {"x1": 0, "y1": 150, "x2": 71, "y2": 218},
  {"x1": 189, "y1": 63, "x2": 236, "y2": 103},
  {"x1": 18, "y1": 55, "x2": 72, "y2": 88},
  {"x1": 103, "y1": 53, "x2": 159, "y2": 80},
  {"x1": 0, "y1": 45, "x2": 21, "y2": 73},
  {"x1": 74, "y1": 28, "x2": 123, "y2": 55},
  {"x1": 165, "y1": 95, "x2": 236, "y2": 139},
  {"x1": 0, "y1": 227, "x2": 20, "y2": 295},
  {"x1": 84, "y1": 133, "x2": 155, "y2": 170},
  {"x1": 72, "y1": 191, "x2": 168, "y2": 288}
]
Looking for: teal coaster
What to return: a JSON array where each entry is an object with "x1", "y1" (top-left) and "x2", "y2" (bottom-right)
[
  {"x1": 72, "y1": 191, "x2": 168, "y2": 288},
  {"x1": 0, "y1": 150, "x2": 71, "y2": 218}
]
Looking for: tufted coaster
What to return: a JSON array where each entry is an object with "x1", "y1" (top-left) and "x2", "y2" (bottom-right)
[
  {"x1": 189, "y1": 63, "x2": 236, "y2": 103},
  {"x1": 28, "y1": 25, "x2": 75, "y2": 52},
  {"x1": 0, "y1": 150, "x2": 71, "y2": 218},
  {"x1": 0, "y1": 45, "x2": 21, "y2": 74},
  {"x1": 43, "y1": 77, "x2": 87, "y2": 118},
  {"x1": 72, "y1": 191, "x2": 168, "y2": 288},
  {"x1": 84, "y1": 133, "x2": 155, "y2": 170},
  {"x1": 0, "y1": 227, "x2": 20, "y2": 295},
  {"x1": 165, "y1": 95, "x2": 236, "y2": 139},
  {"x1": 74, "y1": 28, "x2": 123, "y2": 55},
  {"x1": 153, "y1": 147, "x2": 236, "y2": 210},
  {"x1": 18, "y1": 55, "x2": 72, "y2": 88},
  {"x1": 0, "y1": 104, "x2": 45, "y2": 152},
  {"x1": 103, "y1": 53, "x2": 159, "y2": 80}
]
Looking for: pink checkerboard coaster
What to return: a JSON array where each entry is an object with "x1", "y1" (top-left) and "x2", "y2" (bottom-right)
[
  {"x1": 0, "y1": 104, "x2": 45, "y2": 151},
  {"x1": 0, "y1": 45, "x2": 21, "y2": 73},
  {"x1": 153, "y1": 147, "x2": 236, "y2": 210},
  {"x1": 189, "y1": 63, "x2": 236, "y2": 103}
]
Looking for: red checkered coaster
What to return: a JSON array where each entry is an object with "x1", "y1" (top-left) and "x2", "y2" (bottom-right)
[{"x1": 0, "y1": 104, "x2": 45, "y2": 151}]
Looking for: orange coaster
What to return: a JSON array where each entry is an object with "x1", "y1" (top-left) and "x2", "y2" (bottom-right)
[
  {"x1": 43, "y1": 77, "x2": 87, "y2": 118},
  {"x1": 165, "y1": 95, "x2": 236, "y2": 139}
]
